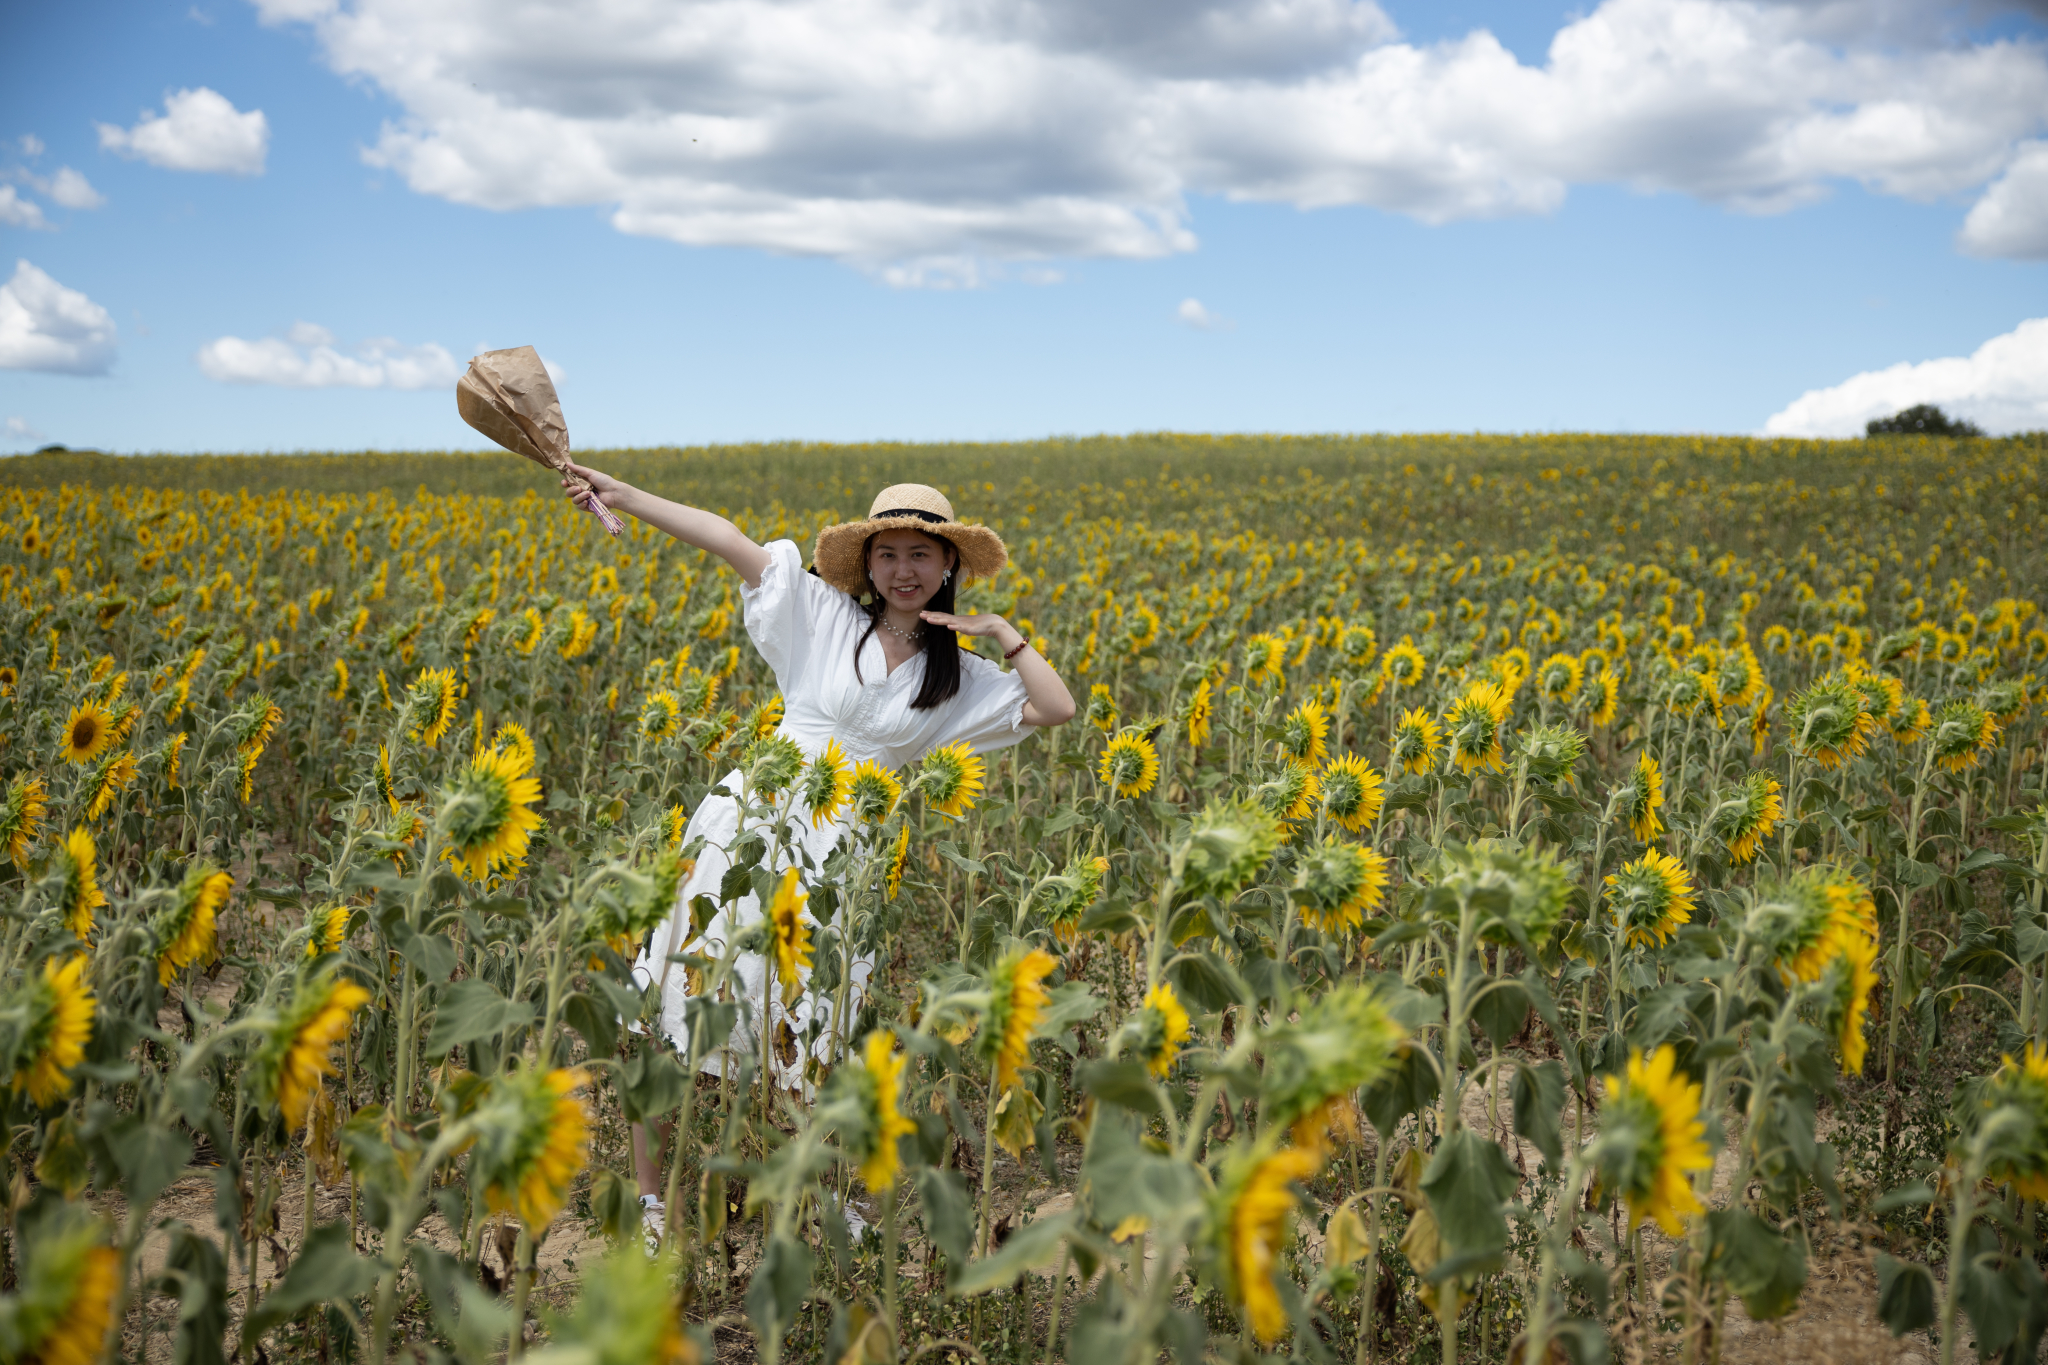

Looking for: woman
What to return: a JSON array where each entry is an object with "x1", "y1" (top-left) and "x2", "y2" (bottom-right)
[{"x1": 560, "y1": 467, "x2": 1076, "y2": 1220}]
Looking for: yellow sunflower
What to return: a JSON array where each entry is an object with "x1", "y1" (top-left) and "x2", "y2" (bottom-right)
[
  {"x1": 885, "y1": 823, "x2": 911, "y2": 900},
  {"x1": 919, "y1": 742, "x2": 985, "y2": 818},
  {"x1": 57, "y1": 828, "x2": 105, "y2": 941},
  {"x1": 1, "y1": 774, "x2": 48, "y2": 867},
  {"x1": 1243, "y1": 634, "x2": 1287, "y2": 687},
  {"x1": 484, "y1": 1066, "x2": 593, "y2": 1234},
  {"x1": 847, "y1": 760, "x2": 902, "y2": 825},
  {"x1": 12, "y1": 955, "x2": 96, "y2": 1107},
  {"x1": 1098, "y1": 731, "x2": 1161, "y2": 798},
  {"x1": 1598, "y1": 1045, "x2": 1712, "y2": 1236},
  {"x1": 1320, "y1": 752, "x2": 1385, "y2": 833},
  {"x1": 1536, "y1": 651, "x2": 1583, "y2": 703},
  {"x1": 984, "y1": 946, "x2": 1057, "y2": 1092},
  {"x1": 261, "y1": 974, "x2": 372, "y2": 1130},
  {"x1": 442, "y1": 746, "x2": 545, "y2": 882},
  {"x1": 1388, "y1": 707, "x2": 1442, "y2": 776},
  {"x1": 1276, "y1": 699, "x2": 1330, "y2": 768},
  {"x1": 1712, "y1": 771, "x2": 1782, "y2": 864},
  {"x1": 161, "y1": 731, "x2": 187, "y2": 792},
  {"x1": 1183, "y1": 677, "x2": 1213, "y2": 749},
  {"x1": 1605, "y1": 849, "x2": 1696, "y2": 948},
  {"x1": 854, "y1": 1031, "x2": 918, "y2": 1193},
  {"x1": 19, "y1": 1236, "x2": 121, "y2": 1365},
  {"x1": 1443, "y1": 680, "x2": 1514, "y2": 774},
  {"x1": 765, "y1": 867, "x2": 814, "y2": 1006},
  {"x1": 407, "y1": 666, "x2": 460, "y2": 748},
  {"x1": 1292, "y1": 837, "x2": 1390, "y2": 936},
  {"x1": 59, "y1": 703, "x2": 113, "y2": 765},
  {"x1": 491, "y1": 721, "x2": 536, "y2": 773},
  {"x1": 1086, "y1": 683, "x2": 1120, "y2": 733},
  {"x1": 1379, "y1": 639, "x2": 1427, "y2": 690},
  {"x1": 1133, "y1": 982, "x2": 1191, "y2": 1078},
  {"x1": 156, "y1": 864, "x2": 230, "y2": 985},
  {"x1": 1617, "y1": 751, "x2": 1665, "y2": 843},
  {"x1": 83, "y1": 751, "x2": 137, "y2": 821},
  {"x1": 640, "y1": 689, "x2": 683, "y2": 742},
  {"x1": 1223, "y1": 1144, "x2": 1323, "y2": 1343},
  {"x1": 801, "y1": 738, "x2": 851, "y2": 828}
]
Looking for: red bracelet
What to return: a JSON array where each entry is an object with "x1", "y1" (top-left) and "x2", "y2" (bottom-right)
[{"x1": 1003, "y1": 638, "x2": 1030, "y2": 660}]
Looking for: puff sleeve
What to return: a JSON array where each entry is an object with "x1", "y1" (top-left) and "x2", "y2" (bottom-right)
[
  {"x1": 938, "y1": 650, "x2": 1032, "y2": 756},
  {"x1": 738, "y1": 539, "x2": 854, "y2": 693}
]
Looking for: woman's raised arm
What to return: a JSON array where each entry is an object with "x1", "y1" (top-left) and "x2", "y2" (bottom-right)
[{"x1": 562, "y1": 462, "x2": 773, "y2": 587}]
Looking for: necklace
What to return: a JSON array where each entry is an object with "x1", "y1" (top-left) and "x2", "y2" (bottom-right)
[{"x1": 878, "y1": 615, "x2": 923, "y2": 643}]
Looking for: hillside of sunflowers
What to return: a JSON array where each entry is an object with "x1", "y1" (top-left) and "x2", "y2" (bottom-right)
[{"x1": 4, "y1": 429, "x2": 2048, "y2": 1365}]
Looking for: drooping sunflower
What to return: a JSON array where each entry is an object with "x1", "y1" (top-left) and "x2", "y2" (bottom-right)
[
  {"x1": 1, "y1": 774, "x2": 48, "y2": 867},
  {"x1": 1930, "y1": 698, "x2": 1999, "y2": 774},
  {"x1": 764, "y1": 866, "x2": 815, "y2": 1006},
  {"x1": 746, "y1": 695, "x2": 786, "y2": 745},
  {"x1": 237, "y1": 692, "x2": 282, "y2": 755},
  {"x1": 983, "y1": 946, "x2": 1057, "y2": 1092},
  {"x1": 1276, "y1": 699, "x2": 1330, "y2": 769},
  {"x1": 1291, "y1": 838, "x2": 1390, "y2": 936},
  {"x1": 11, "y1": 1221, "x2": 121, "y2": 1365},
  {"x1": 1243, "y1": 634, "x2": 1287, "y2": 687},
  {"x1": 1379, "y1": 638, "x2": 1426, "y2": 690},
  {"x1": 1086, "y1": 683, "x2": 1120, "y2": 733},
  {"x1": 1514, "y1": 723, "x2": 1586, "y2": 787},
  {"x1": 155, "y1": 864, "x2": 229, "y2": 985},
  {"x1": 1257, "y1": 761, "x2": 1320, "y2": 824},
  {"x1": 1388, "y1": 707, "x2": 1441, "y2": 776},
  {"x1": 480, "y1": 1066, "x2": 593, "y2": 1234},
  {"x1": 1124, "y1": 982, "x2": 1191, "y2": 1079},
  {"x1": 1605, "y1": 849, "x2": 1696, "y2": 949},
  {"x1": 1981, "y1": 1045, "x2": 2048, "y2": 1199},
  {"x1": 255, "y1": 972, "x2": 372, "y2": 1130},
  {"x1": 441, "y1": 746, "x2": 545, "y2": 882},
  {"x1": 234, "y1": 746, "x2": 261, "y2": 804},
  {"x1": 919, "y1": 742, "x2": 985, "y2": 819},
  {"x1": 1218, "y1": 1143, "x2": 1323, "y2": 1344},
  {"x1": 1887, "y1": 695, "x2": 1933, "y2": 744},
  {"x1": 1824, "y1": 927, "x2": 1879, "y2": 1076},
  {"x1": 1098, "y1": 731, "x2": 1161, "y2": 799},
  {"x1": 802, "y1": 738, "x2": 851, "y2": 828},
  {"x1": 305, "y1": 904, "x2": 350, "y2": 959},
  {"x1": 60, "y1": 703, "x2": 113, "y2": 765},
  {"x1": 1535, "y1": 652, "x2": 1583, "y2": 703},
  {"x1": 884, "y1": 823, "x2": 911, "y2": 900},
  {"x1": 1037, "y1": 855, "x2": 1107, "y2": 943},
  {"x1": 11, "y1": 955, "x2": 96, "y2": 1107},
  {"x1": 1262, "y1": 982, "x2": 1405, "y2": 1145},
  {"x1": 407, "y1": 667, "x2": 461, "y2": 748},
  {"x1": 1616, "y1": 751, "x2": 1665, "y2": 843},
  {"x1": 329, "y1": 658, "x2": 350, "y2": 700},
  {"x1": 1183, "y1": 677, "x2": 1213, "y2": 749},
  {"x1": 1785, "y1": 674, "x2": 1876, "y2": 771},
  {"x1": 1443, "y1": 680, "x2": 1514, "y2": 774},
  {"x1": 1596, "y1": 1045, "x2": 1712, "y2": 1236},
  {"x1": 1319, "y1": 752, "x2": 1384, "y2": 833},
  {"x1": 82, "y1": 750, "x2": 137, "y2": 821},
  {"x1": 1707, "y1": 771, "x2": 1782, "y2": 864},
  {"x1": 850, "y1": 1030, "x2": 918, "y2": 1193},
  {"x1": 56, "y1": 828, "x2": 105, "y2": 941},
  {"x1": 639, "y1": 689, "x2": 682, "y2": 742},
  {"x1": 161, "y1": 731, "x2": 187, "y2": 792},
  {"x1": 373, "y1": 744, "x2": 399, "y2": 813},
  {"x1": 847, "y1": 760, "x2": 902, "y2": 825},
  {"x1": 1178, "y1": 798, "x2": 1284, "y2": 900},
  {"x1": 491, "y1": 721, "x2": 537, "y2": 774}
]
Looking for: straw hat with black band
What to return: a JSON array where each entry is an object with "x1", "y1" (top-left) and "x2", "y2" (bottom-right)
[{"x1": 812, "y1": 484, "x2": 1007, "y2": 595}]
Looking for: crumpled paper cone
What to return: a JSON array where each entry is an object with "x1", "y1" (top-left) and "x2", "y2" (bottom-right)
[{"x1": 456, "y1": 345, "x2": 624, "y2": 536}]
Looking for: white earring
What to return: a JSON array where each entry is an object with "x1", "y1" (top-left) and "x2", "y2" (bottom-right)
[{"x1": 942, "y1": 570, "x2": 952, "y2": 585}]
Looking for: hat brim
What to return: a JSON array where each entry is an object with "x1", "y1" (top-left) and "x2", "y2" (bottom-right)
[{"x1": 812, "y1": 516, "x2": 1008, "y2": 596}]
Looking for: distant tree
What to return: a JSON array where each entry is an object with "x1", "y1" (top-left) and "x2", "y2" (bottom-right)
[{"x1": 1866, "y1": 403, "x2": 1984, "y2": 438}]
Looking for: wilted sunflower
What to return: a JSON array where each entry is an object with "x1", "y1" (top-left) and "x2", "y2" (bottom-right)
[
  {"x1": 1217, "y1": 1144, "x2": 1322, "y2": 1344},
  {"x1": 1930, "y1": 698, "x2": 1998, "y2": 774},
  {"x1": 372, "y1": 744, "x2": 399, "y2": 814},
  {"x1": 155, "y1": 864, "x2": 229, "y2": 985},
  {"x1": 1099, "y1": 731, "x2": 1161, "y2": 799},
  {"x1": 765, "y1": 867, "x2": 814, "y2": 1006},
  {"x1": 1380, "y1": 639, "x2": 1426, "y2": 690},
  {"x1": 846, "y1": 760, "x2": 902, "y2": 825},
  {"x1": 59, "y1": 703, "x2": 113, "y2": 765},
  {"x1": 441, "y1": 745, "x2": 544, "y2": 882},
  {"x1": 11, "y1": 1217, "x2": 121, "y2": 1365},
  {"x1": 884, "y1": 823, "x2": 911, "y2": 900},
  {"x1": 1276, "y1": 698, "x2": 1330, "y2": 768},
  {"x1": 1616, "y1": 751, "x2": 1665, "y2": 843},
  {"x1": 305, "y1": 904, "x2": 350, "y2": 959},
  {"x1": 1785, "y1": 675, "x2": 1876, "y2": 771},
  {"x1": 639, "y1": 689, "x2": 682, "y2": 742},
  {"x1": 480, "y1": 1066, "x2": 592, "y2": 1233},
  {"x1": 1086, "y1": 683, "x2": 1120, "y2": 733},
  {"x1": 11, "y1": 955, "x2": 96, "y2": 1106},
  {"x1": 1183, "y1": 677, "x2": 1213, "y2": 748},
  {"x1": 1320, "y1": 753, "x2": 1384, "y2": 832},
  {"x1": 983, "y1": 945, "x2": 1057, "y2": 1092},
  {"x1": 234, "y1": 746, "x2": 261, "y2": 804},
  {"x1": 406, "y1": 667, "x2": 460, "y2": 748},
  {"x1": 1243, "y1": 633, "x2": 1287, "y2": 687},
  {"x1": 1257, "y1": 762, "x2": 1320, "y2": 824},
  {"x1": 1262, "y1": 983, "x2": 1405, "y2": 1145},
  {"x1": 1887, "y1": 695, "x2": 1932, "y2": 744},
  {"x1": 1292, "y1": 838, "x2": 1390, "y2": 936},
  {"x1": 1118, "y1": 982, "x2": 1190, "y2": 1079},
  {"x1": 1, "y1": 774, "x2": 47, "y2": 867},
  {"x1": 1388, "y1": 707, "x2": 1442, "y2": 776},
  {"x1": 1596, "y1": 1045, "x2": 1711, "y2": 1236},
  {"x1": 256, "y1": 972, "x2": 372, "y2": 1130},
  {"x1": 919, "y1": 742, "x2": 985, "y2": 818},
  {"x1": 1605, "y1": 849, "x2": 1696, "y2": 948},
  {"x1": 849, "y1": 1030, "x2": 918, "y2": 1193},
  {"x1": 1443, "y1": 680, "x2": 1514, "y2": 774},
  {"x1": 56, "y1": 828, "x2": 105, "y2": 941},
  {"x1": 82, "y1": 750, "x2": 137, "y2": 822},
  {"x1": 802, "y1": 739, "x2": 851, "y2": 828},
  {"x1": 659, "y1": 803, "x2": 689, "y2": 849}
]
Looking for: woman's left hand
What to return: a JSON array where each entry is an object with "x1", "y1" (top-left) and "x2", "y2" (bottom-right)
[{"x1": 919, "y1": 611, "x2": 1021, "y2": 647}]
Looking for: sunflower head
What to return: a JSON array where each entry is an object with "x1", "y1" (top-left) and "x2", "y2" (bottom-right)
[
  {"x1": 531, "y1": 1242, "x2": 702, "y2": 1365},
  {"x1": 1785, "y1": 675, "x2": 1876, "y2": 771},
  {"x1": 1580, "y1": 672, "x2": 1620, "y2": 729},
  {"x1": 491, "y1": 721, "x2": 537, "y2": 774},
  {"x1": 801, "y1": 739, "x2": 852, "y2": 828},
  {"x1": 765, "y1": 868, "x2": 814, "y2": 1006},
  {"x1": 155, "y1": 864, "x2": 230, "y2": 985},
  {"x1": 837, "y1": 1030, "x2": 918, "y2": 1193},
  {"x1": 1388, "y1": 707, "x2": 1442, "y2": 776},
  {"x1": 675, "y1": 667, "x2": 719, "y2": 718},
  {"x1": 1513, "y1": 723, "x2": 1585, "y2": 786},
  {"x1": 742, "y1": 734, "x2": 806, "y2": 797},
  {"x1": 253, "y1": 970, "x2": 371, "y2": 1130},
  {"x1": 1930, "y1": 698, "x2": 1998, "y2": 773},
  {"x1": 1275, "y1": 699, "x2": 1329, "y2": 768},
  {"x1": 1243, "y1": 634, "x2": 1287, "y2": 687},
  {"x1": 1887, "y1": 695, "x2": 1932, "y2": 744},
  {"x1": 476, "y1": 1065, "x2": 593, "y2": 1233},
  {"x1": 1604, "y1": 849, "x2": 1696, "y2": 949},
  {"x1": 6, "y1": 1202, "x2": 121, "y2": 1365},
  {"x1": 1380, "y1": 639, "x2": 1426, "y2": 688},
  {"x1": 1291, "y1": 838, "x2": 1390, "y2": 937},
  {"x1": 1432, "y1": 840, "x2": 1570, "y2": 947},
  {"x1": 745, "y1": 695, "x2": 785, "y2": 745},
  {"x1": 846, "y1": 760, "x2": 902, "y2": 825},
  {"x1": 1255, "y1": 762, "x2": 1320, "y2": 824},
  {"x1": 236, "y1": 692, "x2": 282, "y2": 754},
  {"x1": 56, "y1": 828, "x2": 105, "y2": 941},
  {"x1": 60, "y1": 703, "x2": 113, "y2": 765},
  {"x1": 1319, "y1": 753, "x2": 1384, "y2": 832},
  {"x1": 1340, "y1": 622, "x2": 1378, "y2": 670},
  {"x1": 441, "y1": 746, "x2": 545, "y2": 882},
  {"x1": 1536, "y1": 651, "x2": 1583, "y2": 702},
  {"x1": 11, "y1": 955, "x2": 96, "y2": 1107},
  {"x1": 1443, "y1": 681, "x2": 1513, "y2": 774},
  {"x1": 1981, "y1": 1046, "x2": 2048, "y2": 1200},
  {"x1": 1183, "y1": 677, "x2": 1214, "y2": 749},
  {"x1": 82, "y1": 750, "x2": 137, "y2": 822},
  {"x1": 1616, "y1": 751, "x2": 1665, "y2": 843},
  {"x1": 1035, "y1": 855, "x2": 1107, "y2": 941},
  {"x1": 917, "y1": 742, "x2": 985, "y2": 818},
  {"x1": 1086, "y1": 683, "x2": 1120, "y2": 733},
  {"x1": 1711, "y1": 771, "x2": 1783, "y2": 864},
  {"x1": 1595, "y1": 1045, "x2": 1711, "y2": 1236},
  {"x1": 639, "y1": 690, "x2": 683, "y2": 742},
  {"x1": 884, "y1": 823, "x2": 912, "y2": 901},
  {"x1": 1111, "y1": 982, "x2": 1193, "y2": 1081},
  {"x1": 1259, "y1": 982, "x2": 1405, "y2": 1142},
  {"x1": 1210, "y1": 1141, "x2": 1322, "y2": 1344},
  {"x1": 982, "y1": 946, "x2": 1058, "y2": 1091},
  {"x1": 1, "y1": 774, "x2": 49, "y2": 868},
  {"x1": 305, "y1": 904, "x2": 350, "y2": 959},
  {"x1": 1098, "y1": 730, "x2": 1161, "y2": 799},
  {"x1": 405, "y1": 667, "x2": 461, "y2": 747},
  {"x1": 1176, "y1": 797, "x2": 1283, "y2": 900},
  {"x1": 659, "y1": 803, "x2": 689, "y2": 848}
]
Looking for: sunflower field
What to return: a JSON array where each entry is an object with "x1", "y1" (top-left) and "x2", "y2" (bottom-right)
[{"x1": 3, "y1": 431, "x2": 2048, "y2": 1365}]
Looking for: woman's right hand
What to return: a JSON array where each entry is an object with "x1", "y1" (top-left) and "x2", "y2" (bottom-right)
[{"x1": 562, "y1": 462, "x2": 631, "y2": 513}]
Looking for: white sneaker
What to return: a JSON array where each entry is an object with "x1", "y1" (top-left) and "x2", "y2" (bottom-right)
[
  {"x1": 640, "y1": 1194, "x2": 666, "y2": 1256},
  {"x1": 834, "y1": 1195, "x2": 870, "y2": 1242}
]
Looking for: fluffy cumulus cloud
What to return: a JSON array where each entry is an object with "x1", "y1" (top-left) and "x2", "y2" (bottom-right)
[
  {"x1": 1961, "y1": 140, "x2": 2048, "y2": 257},
  {"x1": 0, "y1": 260, "x2": 118, "y2": 375},
  {"x1": 97, "y1": 87, "x2": 268, "y2": 175},
  {"x1": 1763, "y1": 316, "x2": 2048, "y2": 436},
  {"x1": 0, "y1": 186, "x2": 49, "y2": 230},
  {"x1": 246, "y1": 0, "x2": 2048, "y2": 276},
  {"x1": 196, "y1": 322, "x2": 465, "y2": 388}
]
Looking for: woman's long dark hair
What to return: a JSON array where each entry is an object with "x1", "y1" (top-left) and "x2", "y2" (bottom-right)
[{"x1": 850, "y1": 530, "x2": 961, "y2": 710}]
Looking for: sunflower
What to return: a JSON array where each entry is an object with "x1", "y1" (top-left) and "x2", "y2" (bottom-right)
[
  {"x1": 919, "y1": 742, "x2": 985, "y2": 818},
  {"x1": 660, "y1": 803, "x2": 689, "y2": 848},
  {"x1": 846, "y1": 760, "x2": 902, "y2": 825},
  {"x1": 676, "y1": 667, "x2": 720, "y2": 718},
  {"x1": 515, "y1": 607, "x2": 546, "y2": 654},
  {"x1": 1388, "y1": 707, "x2": 1441, "y2": 776},
  {"x1": 1536, "y1": 651, "x2": 1583, "y2": 703},
  {"x1": 237, "y1": 692, "x2": 282, "y2": 754},
  {"x1": 258, "y1": 973, "x2": 372, "y2": 1130},
  {"x1": 1379, "y1": 639, "x2": 1426, "y2": 689},
  {"x1": 1716, "y1": 644, "x2": 1764, "y2": 710},
  {"x1": 0, "y1": 665, "x2": 15, "y2": 695},
  {"x1": 1597, "y1": 1045, "x2": 1712, "y2": 1236},
  {"x1": 884, "y1": 823, "x2": 911, "y2": 901},
  {"x1": 235, "y1": 747, "x2": 261, "y2": 804},
  {"x1": 1514, "y1": 723, "x2": 1585, "y2": 787},
  {"x1": 1126, "y1": 982, "x2": 1190, "y2": 1079},
  {"x1": 1443, "y1": 680, "x2": 1513, "y2": 774},
  {"x1": 373, "y1": 744, "x2": 398, "y2": 814},
  {"x1": 305, "y1": 904, "x2": 350, "y2": 959},
  {"x1": 765, "y1": 867, "x2": 814, "y2": 1006},
  {"x1": 442, "y1": 746, "x2": 545, "y2": 882},
  {"x1": 801, "y1": 739, "x2": 851, "y2": 828},
  {"x1": 1581, "y1": 672, "x2": 1620, "y2": 729},
  {"x1": 1, "y1": 774, "x2": 47, "y2": 867},
  {"x1": 640, "y1": 689, "x2": 682, "y2": 742},
  {"x1": 407, "y1": 667, "x2": 460, "y2": 748},
  {"x1": 1888, "y1": 695, "x2": 1932, "y2": 744},
  {"x1": 1220, "y1": 1144, "x2": 1322, "y2": 1343},
  {"x1": 1086, "y1": 683, "x2": 1120, "y2": 732},
  {"x1": 1616, "y1": 751, "x2": 1665, "y2": 843},
  {"x1": 1275, "y1": 699, "x2": 1330, "y2": 769},
  {"x1": 1037, "y1": 855, "x2": 1107, "y2": 943},
  {"x1": 155, "y1": 864, "x2": 229, "y2": 985},
  {"x1": 11, "y1": 955, "x2": 96, "y2": 1107},
  {"x1": 161, "y1": 731, "x2": 187, "y2": 791},
  {"x1": 984, "y1": 946, "x2": 1057, "y2": 1091},
  {"x1": 1179, "y1": 798, "x2": 1284, "y2": 899},
  {"x1": 1243, "y1": 634, "x2": 1287, "y2": 687},
  {"x1": 56, "y1": 829, "x2": 105, "y2": 941},
  {"x1": 1704, "y1": 770, "x2": 1781, "y2": 865},
  {"x1": 60, "y1": 703, "x2": 113, "y2": 765},
  {"x1": 1258, "y1": 762, "x2": 1320, "y2": 824},
  {"x1": 1184, "y1": 677, "x2": 1213, "y2": 748},
  {"x1": 1320, "y1": 753, "x2": 1384, "y2": 832},
  {"x1": 559, "y1": 609, "x2": 600, "y2": 660},
  {"x1": 481, "y1": 1066, "x2": 593, "y2": 1233},
  {"x1": 15, "y1": 1231, "x2": 120, "y2": 1365},
  {"x1": 1605, "y1": 849, "x2": 1696, "y2": 949},
  {"x1": 1826, "y1": 928, "x2": 1879, "y2": 1075},
  {"x1": 82, "y1": 750, "x2": 136, "y2": 822},
  {"x1": 1786, "y1": 674, "x2": 1876, "y2": 771},
  {"x1": 1292, "y1": 838, "x2": 1390, "y2": 936},
  {"x1": 1098, "y1": 731, "x2": 1161, "y2": 799},
  {"x1": 746, "y1": 695, "x2": 785, "y2": 745},
  {"x1": 1982, "y1": 1046, "x2": 2048, "y2": 1199},
  {"x1": 1341, "y1": 622, "x2": 1378, "y2": 670},
  {"x1": 742, "y1": 734, "x2": 805, "y2": 796},
  {"x1": 1930, "y1": 698, "x2": 1998, "y2": 773},
  {"x1": 376, "y1": 669, "x2": 393, "y2": 711},
  {"x1": 852, "y1": 1031, "x2": 918, "y2": 1193}
]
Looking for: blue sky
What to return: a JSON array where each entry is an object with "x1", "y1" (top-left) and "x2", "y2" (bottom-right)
[{"x1": 2, "y1": 0, "x2": 2045, "y2": 454}]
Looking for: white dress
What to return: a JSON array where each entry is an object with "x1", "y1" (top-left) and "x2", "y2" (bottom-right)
[{"x1": 632, "y1": 538, "x2": 1035, "y2": 1085}]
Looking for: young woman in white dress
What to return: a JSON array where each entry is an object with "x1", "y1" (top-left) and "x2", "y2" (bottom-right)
[{"x1": 560, "y1": 468, "x2": 1076, "y2": 1214}]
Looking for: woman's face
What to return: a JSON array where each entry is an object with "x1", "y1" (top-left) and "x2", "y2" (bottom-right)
[{"x1": 868, "y1": 529, "x2": 954, "y2": 611}]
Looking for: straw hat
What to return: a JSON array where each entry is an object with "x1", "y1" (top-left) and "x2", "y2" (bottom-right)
[{"x1": 812, "y1": 484, "x2": 1007, "y2": 596}]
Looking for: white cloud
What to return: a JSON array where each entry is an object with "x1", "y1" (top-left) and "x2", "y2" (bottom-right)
[
  {"x1": 250, "y1": 0, "x2": 2048, "y2": 277},
  {"x1": 43, "y1": 169, "x2": 105, "y2": 210},
  {"x1": 97, "y1": 88, "x2": 268, "y2": 175},
  {"x1": 5, "y1": 416, "x2": 45, "y2": 444},
  {"x1": 0, "y1": 186, "x2": 49, "y2": 230},
  {"x1": 197, "y1": 326, "x2": 464, "y2": 388},
  {"x1": 0, "y1": 260, "x2": 118, "y2": 375},
  {"x1": 1960, "y1": 139, "x2": 2048, "y2": 257},
  {"x1": 1177, "y1": 297, "x2": 1229, "y2": 329},
  {"x1": 18, "y1": 136, "x2": 43, "y2": 158},
  {"x1": 1763, "y1": 316, "x2": 2048, "y2": 436}
]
